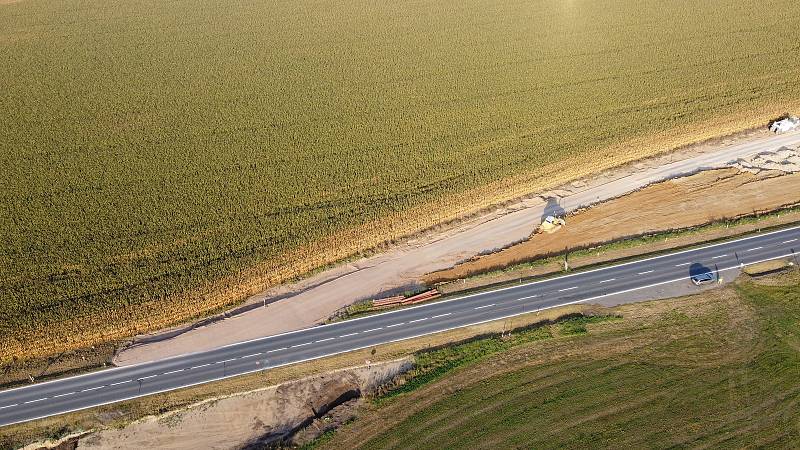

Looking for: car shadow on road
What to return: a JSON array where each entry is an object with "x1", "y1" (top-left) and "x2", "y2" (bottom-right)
[{"x1": 688, "y1": 262, "x2": 716, "y2": 285}]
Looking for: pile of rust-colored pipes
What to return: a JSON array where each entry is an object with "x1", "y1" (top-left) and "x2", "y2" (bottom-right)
[{"x1": 371, "y1": 289, "x2": 441, "y2": 310}]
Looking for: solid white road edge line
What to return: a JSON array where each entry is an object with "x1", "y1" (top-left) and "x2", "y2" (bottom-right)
[
  {"x1": 0, "y1": 251, "x2": 795, "y2": 424},
  {"x1": 7, "y1": 226, "x2": 797, "y2": 396}
]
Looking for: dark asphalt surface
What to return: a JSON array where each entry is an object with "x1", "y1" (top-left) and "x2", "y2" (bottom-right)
[{"x1": 1, "y1": 225, "x2": 798, "y2": 427}]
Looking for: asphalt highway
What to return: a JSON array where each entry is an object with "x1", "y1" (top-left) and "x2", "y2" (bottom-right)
[{"x1": 1, "y1": 225, "x2": 799, "y2": 427}]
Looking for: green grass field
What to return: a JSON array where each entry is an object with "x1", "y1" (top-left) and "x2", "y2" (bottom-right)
[
  {"x1": 2, "y1": 0, "x2": 800, "y2": 362},
  {"x1": 318, "y1": 271, "x2": 800, "y2": 449}
]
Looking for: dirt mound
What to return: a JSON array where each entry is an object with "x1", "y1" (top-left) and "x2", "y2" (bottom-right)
[{"x1": 57, "y1": 359, "x2": 412, "y2": 450}]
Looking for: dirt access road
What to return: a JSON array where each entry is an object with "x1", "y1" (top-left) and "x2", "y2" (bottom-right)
[{"x1": 114, "y1": 130, "x2": 800, "y2": 366}]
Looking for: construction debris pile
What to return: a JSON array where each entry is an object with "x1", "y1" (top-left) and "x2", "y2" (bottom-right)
[{"x1": 729, "y1": 147, "x2": 800, "y2": 174}]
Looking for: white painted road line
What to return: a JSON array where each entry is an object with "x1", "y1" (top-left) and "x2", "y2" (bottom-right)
[
  {"x1": 81, "y1": 386, "x2": 104, "y2": 392},
  {"x1": 386, "y1": 323, "x2": 404, "y2": 328},
  {"x1": 0, "y1": 403, "x2": 18, "y2": 410},
  {"x1": 409, "y1": 318, "x2": 428, "y2": 323},
  {"x1": 712, "y1": 254, "x2": 728, "y2": 259},
  {"x1": 675, "y1": 262, "x2": 691, "y2": 266},
  {"x1": 139, "y1": 374, "x2": 158, "y2": 380},
  {"x1": 363, "y1": 327, "x2": 383, "y2": 333},
  {"x1": 315, "y1": 337, "x2": 335, "y2": 343},
  {"x1": 219, "y1": 358, "x2": 237, "y2": 364},
  {"x1": 517, "y1": 294, "x2": 539, "y2": 301},
  {"x1": 240, "y1": 353, "x2": 262, "y2": 359},
  {"x1": 290, "y1": 342, "x2": 312, "y2": 348},
  {"x1": 266, "y1": 347, "x2": 287, "y2": 353},
  {"x1": 52, "y1": 392, "x2": 76, "y2": 398},
  {"x1": 599, "y1": 278, "x2": 616, "y2": 284},
  {"x1": 746, "y1": 247, "x2": 763, "y2": 252},
  {"x1": 1, "y1": 249, "x2": 796, "y2": 429},
  {"x1": 24, "y1": 398, "x2": 47, "y2": 404},
  {"x1": 190, "y1": 363, "x2": 212, "y2": 370},
  {"x1": 109, "y1": 381, "x2": 131, "y2": 386},
  {"x1": 474, "y1": 304, "x2": 495, "y2": 310},
  {"x1": 339, "y1": 332, "x2": 359, "y2": 338},
  {"x1": 431, "y1": 313, "x2": 452, "y2": 318},
  {"x1": 162, "y1": 369, "x2": 184, "y2": 375},
  {"x1": 784, "y1": 239, "x2": 798, "y2": 244},
  {"x1": 558, "y1": 287, "x2": 578, "y2": 292}
]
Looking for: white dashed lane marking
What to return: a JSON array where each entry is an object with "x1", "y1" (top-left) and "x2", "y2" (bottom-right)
[
  {"x1": 558, "y1": 287, "x2": 578, "y2": 292},
  {"x1": 52, "y1": 392, "x2": 76, "y2": 398},
  {"x1": 637, "y1": 270, "x2": 654, "y2": 275},
  {"x1": 0, "y1": 404, "x2": 18, "y2": 410},
  {"x1": 745, "y1": 247, "x2": 763, "y2": 252},
  {"x1": 675, "y1": 262, "x2": 691, "y2": 267},
  {"x1": 474, "y1": 304, "x2": 495, "y2": 310},
  {"x1": 386, "y1": 323, "x2": 404, "y2": 328},
  {"x1": 363, "y1": 327, "x2": 383, "y2": 333},
  {"x1": 315, "y1": 337, "x2": 335, "y2": 343},
  {"x1": 431, "y1": 313, "x2": 452, "y2": 318},
  {"x1": 784, "y1": 239, "x2": 798, "y2": 244},
  {"x1": 240, "y1": 353, "x2": 262, "y2": 359},
  {"x1": 24, "y1": 398, "x2": 47, "y2": 404},
  {"x1": 517, "y1": 294, "x2": 539, "y2": 301},
  {"x1": 408, "y1": 318, "x2": 428, "y2": 323},
  {"x1": 599, "y1": 278, "x2": 616, "y2": 284},
  {"x1": 266, "y1": 347, "x2": 287, "y2": 353},
  {"x1": 139, "y1": 374, "x2": 158, "y2": 380},
  {"x1": 190, "y1": 363, "x2": 211, "y2": 370},
  {"x1": 339, "y1": 333, "x2": 359, "y2": 338},
  {"x1": 81, "y1": 386, "x2": 104, "y2": 392},
  {"x1": 290, "y1": 342, "x2": 312, "y2": 348},
  {"x1": 712, "y1": 254, "x2": 728, "y2": 259},
  {"x1": 110, "y1": 381, "x2": 131, "y2": 386},
  {"x1": 162, "y1": 369, "x2": 183, "y2": 375}
]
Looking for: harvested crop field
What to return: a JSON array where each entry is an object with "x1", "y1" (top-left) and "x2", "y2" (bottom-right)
[
  {"x1": 2, "y1": 0, "x2": 800, "y2": 363},
  {"x1": 427, "y1": 165, "x2": 800, "y2": 283},
  {"x1": 320, "y1": 271, "x2": 800, "y2": 449}
]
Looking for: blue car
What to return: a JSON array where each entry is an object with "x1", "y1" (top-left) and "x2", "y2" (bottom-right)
[{"x1": 691, "y1": 271, "x2": 715, "y2": 285}]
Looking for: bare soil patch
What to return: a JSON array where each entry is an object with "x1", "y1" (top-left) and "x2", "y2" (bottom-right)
[{"x1": 427, "y1": 168, "x2": 800, "y2": 283}]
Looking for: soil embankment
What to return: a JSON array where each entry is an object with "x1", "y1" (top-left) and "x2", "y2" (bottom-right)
[{"x1": 426, "y1": 148, "x2": 800, "y2": 284}]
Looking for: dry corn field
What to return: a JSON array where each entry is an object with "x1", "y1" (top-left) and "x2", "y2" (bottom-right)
[{"x1": 2, "y1": 0, "x2": 800, "y2": 363}]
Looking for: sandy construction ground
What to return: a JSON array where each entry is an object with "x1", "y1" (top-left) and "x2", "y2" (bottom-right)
[
  {"x1": 114, "y1": 131, "x2": 800, "y2": 366},
  {"x1": 429, "y1": 165, "x2": 800, "y2": 282}
]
